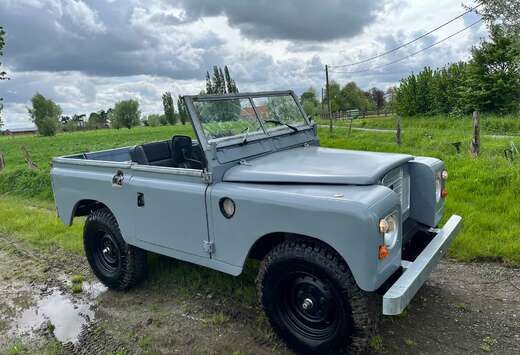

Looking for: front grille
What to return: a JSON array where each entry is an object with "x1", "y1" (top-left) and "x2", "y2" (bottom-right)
[{"x1": 381, "y1": 167, "x2": 410, "y2": 214}]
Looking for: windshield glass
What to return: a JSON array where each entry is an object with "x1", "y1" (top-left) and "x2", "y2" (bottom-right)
[
  {"x1": 194, "y1": 98, "x2": 264, "y2": 143},
  {"x1": 252, "y1": 96, "x2": 306, "y2": 133},
  {"x1": 193, "y1": 94, "x2": 308, "y2": 145}
]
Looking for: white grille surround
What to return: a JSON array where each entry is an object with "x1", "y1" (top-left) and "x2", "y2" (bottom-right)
[{"x1": 381, "y1": 166, "x2": 411, "y2": 215}]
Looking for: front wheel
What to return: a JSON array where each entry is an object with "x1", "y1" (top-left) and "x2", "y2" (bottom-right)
[
  {"x1": 84, "y1": 208, "x2": 147, "y2": 290},
  {"x1": 257, "y1": 240, "x2": 377, "y2": 354}
]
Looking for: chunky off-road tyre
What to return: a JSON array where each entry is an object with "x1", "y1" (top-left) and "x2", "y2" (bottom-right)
[
  {"x1": 257, "y1": 240, "x2": 378, "y2": 354},
  {"x1": 84, "y1": 208, "x2": 147, "y2": 290}
]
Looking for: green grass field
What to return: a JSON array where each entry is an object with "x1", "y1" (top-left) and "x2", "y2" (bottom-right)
[{"x1": 1, "y1": 117, "x2": 520, "y2": 266}]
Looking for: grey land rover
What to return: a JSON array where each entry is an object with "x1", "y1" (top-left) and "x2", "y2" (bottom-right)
[{"x1": 51, "y1": 90, "x2": 462, "y2": 354}]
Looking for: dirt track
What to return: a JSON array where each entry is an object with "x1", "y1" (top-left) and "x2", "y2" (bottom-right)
[{"x1": 0, "y1": 235, "x2": 518, "y2": 354}]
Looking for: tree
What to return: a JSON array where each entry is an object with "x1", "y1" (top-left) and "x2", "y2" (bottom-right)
[
  {"x1": 144, "y1": 114, "x2": 166, "y2": 127},
  {"x1": 177, "y1": 96, "x2": 188, "y2": 125},
  {"x1": 300, "y1": 88, "x2": 320, "y2": 117},
  {"x1": 27, "y1": 93, "x2": 62, "y2": 136},
  {"x1": 162, "y1": 92, "x2": 177, "y2": 125},
  {"x1": 0, "y1": 26, "x2": 8, "y2": 129},
  {"x1": 368, "y1": 88, "x2": 386, "y2": 112},
  {"x1": 339, "y1": 82, "x2": 371, "y2": 111},
  {"x1": 475, "y1": 0, "x2": 520, "y2": 34},
  {"x1": 463, "y1": 25, "x2": 520, "y2": 114},
  {"x1": 111, "y1": 99, "x2": 141, "y2": 129},
  {"x1": 324, "y1": 81, "x2": 342, "y2": 113},
  {"x1": 224, "y1": 65, "x2": 238, "y2": 93},
  {"x1": 205, "y1": 65, "x2": 239, "y2": 94},
  {"x1": 88, "y1": 110, "x2": 109, "y2": 129}
]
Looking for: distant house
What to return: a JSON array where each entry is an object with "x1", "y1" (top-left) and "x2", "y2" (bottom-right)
[
  {"x1": 1, "y1": 127, "x2": 38, "y2": 136},
  {"x1": 241, "y1": 105, "x2": 269, "y2": 119}
]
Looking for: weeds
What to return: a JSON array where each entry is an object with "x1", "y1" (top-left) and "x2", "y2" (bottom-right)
[
  {"x1": 71, "y1": 283, "x2": 83, "y2": 294},
  {"x1": 369, "y1": 335, "x2": 384, "y2": 353}
]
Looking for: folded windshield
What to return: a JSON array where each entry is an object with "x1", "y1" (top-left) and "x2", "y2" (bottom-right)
[{"x1": 192, "y1": 94, "x2": 308, "y2": 145}]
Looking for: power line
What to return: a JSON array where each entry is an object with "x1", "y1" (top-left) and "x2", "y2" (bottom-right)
[
  {"x1": 329, "y1": 4, "x2": 482, "y2": 68},
  {"x1": 329, "y1": 18, "x2": 483, "y2": 75}
]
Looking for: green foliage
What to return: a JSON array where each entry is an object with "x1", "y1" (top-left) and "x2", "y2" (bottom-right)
[
  {"x1": 340, "y1": 81, "x2": 374, "y2": 111},
  {"x1": 368, "y1": 87, "x2": 386, "y2": 111},
  {"x1": 162, "y1": 92, "x2": 177, "y2": 125},
  {"x1": 464, "y1": 25, "x2": 520, "y2": 114},
  {"x1": 71, "y1": 283, "x2": 83, "y2": 294},
  {"x1": 205, "y1": 65, "x2": 239, "y2": 95},
  {"x1": 300, "y1": 87, "x2": 320, "y2": 117},
  {"x1": 177, "y1": 96, "x2": 188, "y2": 125},
  {"x1": 325, "y1": 81, "x2": 382, "y2": 113},
  {"x1": 27, "y1": 93, "x2": 62, "y2": 136},
  {"x1": 111, "y1": 99, "x2": 141, "y2": 129},
  {"x1": 395, "y1": 27, "x2": 520, "y2": 116},
  {"x1": 477, "y1": 0, "x2": 520, "y2": 34},
  {"x1": 87, "y1": 110, "x2": 109, "y2": 130},
  {"x1": 144, "y1": 114, "x2": 167, "y2": 127}
]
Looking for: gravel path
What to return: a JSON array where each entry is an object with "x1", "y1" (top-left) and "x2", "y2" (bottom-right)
[{"x1": 0, "y1": 236, "x2": 518, "y2": 354}]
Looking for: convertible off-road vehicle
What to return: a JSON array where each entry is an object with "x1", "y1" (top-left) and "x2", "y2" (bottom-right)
[{"x1": 51, "y1": 91, "x2": 461, "y2": 354}]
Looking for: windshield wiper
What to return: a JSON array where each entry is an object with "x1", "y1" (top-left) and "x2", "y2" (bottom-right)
[
  {"x1": 264, "y1": 119, "x2": 299, "y2": 133},
  {"x1": 240, "y1": 127, "x2": 250, "y2": 145}
]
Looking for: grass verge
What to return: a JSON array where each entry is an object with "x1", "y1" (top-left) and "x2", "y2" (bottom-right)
[{"x1": 1, "y1": 120, "x2": 520, "y2": 265}]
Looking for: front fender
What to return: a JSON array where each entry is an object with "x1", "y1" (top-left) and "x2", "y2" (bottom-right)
[{"x1": 208, "y1": 183, "x2": 402, "y2": 291}]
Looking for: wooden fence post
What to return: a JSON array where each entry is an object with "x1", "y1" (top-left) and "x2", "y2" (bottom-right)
[
  {"x1": 0, "y1": 152, "x2": 4, "y2": 171},
  {"x1": 21, "y1": 145, "x2": 38, "y2": 169},
  {"x1": 471, "y1": 111, "x2": 480, "y2": 156},
  {"x1": 396, "y1": 116, "x2": 402, "y2": 146}
]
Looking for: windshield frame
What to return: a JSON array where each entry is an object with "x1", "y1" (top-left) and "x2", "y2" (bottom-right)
[{"x1": 183, "y1": 90, "x2": 312, "y2": 150}]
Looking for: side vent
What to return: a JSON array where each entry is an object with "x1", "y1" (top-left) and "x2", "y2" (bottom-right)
[{"x1": 381, "y1": 167, "x2": 410, "y2": 215}]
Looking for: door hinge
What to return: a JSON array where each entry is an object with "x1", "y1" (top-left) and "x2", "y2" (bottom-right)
[
  {"x1": 202, "y1": 171, "x2": 213, "y2": 184},
  {"x1": 203, "y1": 240, "x2": 215, "y2": 254}
]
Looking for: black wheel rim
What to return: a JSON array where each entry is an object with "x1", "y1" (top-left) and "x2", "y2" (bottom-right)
[
  {"x1": 275, "y1": 271, "x2": 341, "y2": 342},
  {"x1": 92, "y1": 231, "x2": 121, "y2": 275}
]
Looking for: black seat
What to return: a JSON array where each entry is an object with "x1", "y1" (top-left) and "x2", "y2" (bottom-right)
[
  {"x1": 130, "y1": 145, "x2": 149, "y2": 165},
  {"x1": 171, "y1": 135, "x2": 202, "y2": 169},
  {"x1": 130, "y1": 141, "x2": 174, "y2": 167}
]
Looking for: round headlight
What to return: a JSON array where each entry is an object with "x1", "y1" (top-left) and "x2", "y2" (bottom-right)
[
  {"x1": 441, "y1": 170, "x2": 448, "y2": 180},
  {"x1": 220, "y1": 197, "x2": 236, "y2": 218},
  {"x1": 435, "y1": 177, "x2": 442, "y2": 202},
  {"x1": 379, "y1": 214, "x2": 398, "y2": 250}
]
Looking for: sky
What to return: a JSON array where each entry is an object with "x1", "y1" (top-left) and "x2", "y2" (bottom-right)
[{"x1": 0, "y1": 0, "x2": 486, "y2": 129}]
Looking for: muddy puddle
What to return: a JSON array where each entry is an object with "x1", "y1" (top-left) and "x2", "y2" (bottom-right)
[{"x1": 8, "y1": 280, "x2": 107, "y2": 344}]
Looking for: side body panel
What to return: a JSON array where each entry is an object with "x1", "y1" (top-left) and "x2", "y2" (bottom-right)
[
  {"x1": 51, "y1": 160, "x2": 137, "y2": 243},
  {"x1": 208, "y1": 183, "x2": 402, "y2": 291},
  {"x1": 127, "y1": 166, "x2": 209, "y2": 259}
]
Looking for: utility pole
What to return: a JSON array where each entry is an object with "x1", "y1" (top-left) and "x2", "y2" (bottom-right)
[
  {"x1": 325, "y1": 64, "x2": 332, "y2": 134},
  {"x1": 321, "y1": 87, "x2": 324, "y2": 119}
]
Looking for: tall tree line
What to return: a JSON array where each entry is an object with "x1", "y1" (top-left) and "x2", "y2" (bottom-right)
[
  {"x1": 395, "y1": 26, "x2": 520, "y2": 116},
  {"x1": 205, "y1": 65, "x2": 239, "y2": 95}
]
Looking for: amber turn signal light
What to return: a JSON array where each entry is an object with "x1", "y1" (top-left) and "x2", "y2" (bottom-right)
[
  {"x1": 378, "y1": 245, "x2": 389, "y2": 260},
  {"x1": 441, "y1": 188, "x2": 448, "y2": 199}
]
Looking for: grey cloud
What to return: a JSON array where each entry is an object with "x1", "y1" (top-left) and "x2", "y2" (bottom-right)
[
  {"x1": 174, "y1": 0, "x2": 383, "y2": 41},
  {"x1": 0, "y1": 0, "x2": 225, "y2": 79}
]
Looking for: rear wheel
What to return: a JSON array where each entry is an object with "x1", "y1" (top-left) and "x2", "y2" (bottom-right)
[
  {"x1": 257, "y1": 240, "x2": 377, "y2": 354},
  {"x1": 84, "y1": 208, "x2": 147, "y2": 290}
]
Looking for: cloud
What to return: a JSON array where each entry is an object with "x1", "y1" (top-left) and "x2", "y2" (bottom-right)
[
  {"x1": 175, "y1": 0, "x2": 383, "y2": 41},
  {"x1": 0, "y1": 0, "x2": 226, "y2": 78},
  {"x1": 0, "y1": 0, "x2": 487, "y2": 129}
]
